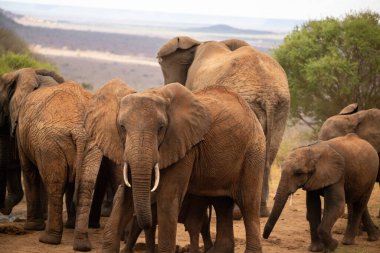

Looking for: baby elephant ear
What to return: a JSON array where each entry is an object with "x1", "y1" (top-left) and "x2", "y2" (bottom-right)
[
  {"x1": 221, "y1": 39, "x2": 249, "y2": 51},
  {"x1": 85, "y1": 79, "x2": 136, "y2": 164},
  {"x1": 304, "y1": 143, "x2": 345, "y2": 191},
  {"x1": 158, "y1": 83, "x2": 212, "y2": 168},
  {"x1": 157, "y1": 36, "x2": 201, "y2": 58},
  {"x1": 339, "y1": 103, "x2": 358, "y2": 115}
]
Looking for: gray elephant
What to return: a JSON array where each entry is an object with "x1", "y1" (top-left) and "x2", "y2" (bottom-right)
[
  {"x1": 263, "y1": 134, "x2": 379, "y2": 252},
  {"x1": 84, "y1": 82, "x2": 265, "y2": 253},
  {"x1": 157, "y1": 36, "x2": 290, "y2": 216}
]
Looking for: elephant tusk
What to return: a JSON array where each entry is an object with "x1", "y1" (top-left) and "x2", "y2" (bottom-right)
[
  {"x1": 123, "y1": 162, "x2": 131, "y2": 187},
  {"x1": 151, "y1": 163, "x2": 160, "y2": 192},
  {"x1": 289, "y1": 194, "x2": 293, "y2": 206}
]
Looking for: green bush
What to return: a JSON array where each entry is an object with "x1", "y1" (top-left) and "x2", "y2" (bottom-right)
[{"x1": 0, "y1": 52, "x2": 57, "y2": 76}]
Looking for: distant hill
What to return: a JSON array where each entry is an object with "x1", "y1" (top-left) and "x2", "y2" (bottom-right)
[{"x1": 185, "y1": 24, "x2": 275, "y2": 35}]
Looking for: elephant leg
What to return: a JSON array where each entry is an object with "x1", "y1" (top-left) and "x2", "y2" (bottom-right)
[
  {"x1": 89, "y1": 158, "x2": 108, "y2": 228},
  {"x1": 207, "y1": 197, "x2": 234, "y2": 253},
  {"x1": 156, "y1": 153, "x2": 194, "y2": 253},
  {"x1": 260, "y1": 167, "x2": 270, "y2": 218},
  {"x1": 342, "y1": 195, "x2": 371, "y2": 245},
  {"x1": 21, "y1": 153, "x2": 45, "y2": 231},
  {"x1": 122, "y1": 216, "x2": 143, "y2": 253},
  {"x1": 318, "y1": 184, "x2": 345, "y2": 252},
  {"x1": 0, "y1": 168, "x2": 5, "y2": 210},
  {"x1": 101, "y1": 185, "x2": 114, "y2": 217},
  {"x1": 74, "y1": 146, "x2": 103, "y2": 252},
  {"x1": 306, "y1": 191, "x2": 323, "y2": 252},
  {"x1": 181, "y1": 195, "x2": 210, "y2": 253},
  {"x1": 102, "y1": 185, "x2": 134, "y2": 253},
  {"x1": 361, "y1": 207, "x2": 379, "y2": 241},
  {"x1": 2, "y1": 162, "x2": 23, "y2": 214},
  {"x1": 234, "y1": 150, "x2": 263, "y2": 253},
  {"x1": 65, "y1": 182, "x2": 76, "y2": 228},
  {"x1": 38, "y1": 158, "x2": 67, "y2": 245},
  {"x1": 145, "y1": 203, "x2": 158, "y2": 253},
  {"x1": 200, "y1": 206, "x2": 213, "y2": 252}
]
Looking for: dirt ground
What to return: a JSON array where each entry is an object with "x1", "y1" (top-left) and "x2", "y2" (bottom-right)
[{"x1": 0, "y1": 166, "x2": 379, "y2": 253}]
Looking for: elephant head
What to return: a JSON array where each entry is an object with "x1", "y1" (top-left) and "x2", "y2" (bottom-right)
[
  {"x1": 0, "y1": 68, "x2": 64, "y2": 134},
  {"x1": 157, "y1": 36, "x2": 249, "y2": 85},
  {"x1": 88, "y1": 82, "x2": 211, "y2": 229},
  {"x1": 263, "y1": 142, "x2": 345, "y2": 239}
]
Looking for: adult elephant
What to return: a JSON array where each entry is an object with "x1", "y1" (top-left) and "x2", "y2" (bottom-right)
[
  {"x1": 0, "y1": 69, "x2": 64, "y2": 215},
  {"x1": 263, "y1": 134, "x2": 379, "y2": 252},
  {"x1": 86, "y1": 83, "x2": 265, "y2": 253},
  {"x1": 319, "y1": 104, "x2": 380, "y2": 180},
  {"x1": 157, "y1": 36, "x2": 290, "y2": 217}
]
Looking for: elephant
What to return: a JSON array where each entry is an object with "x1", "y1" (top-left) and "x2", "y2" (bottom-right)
[
  {"x1": 157, "y1": 36, "x2": 290, "y2": 217},
  {"x1": 84, "y1": 82, "x2": 265, "y2": 253},
  {"x1": 319, "y1": 103, "x2": 380, "y2": 182},
  {"x1": 263, "y1": 134, "x2": 379, "y2": 252},
  {"x1": 0, "y1": 69, "x2": 64, "y2": 215}
]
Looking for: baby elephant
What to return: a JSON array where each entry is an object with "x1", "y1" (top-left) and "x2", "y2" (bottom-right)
[{"x1": 263, "y1": 134, "x2": 379, "y2": 252}]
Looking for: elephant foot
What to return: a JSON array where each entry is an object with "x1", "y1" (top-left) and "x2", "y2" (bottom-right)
[
  {"x1": 324, "y1": 239, "x2": 338, "y2": 253},
  {"x1": 367, "y1": 229, "x2": 380, "y2": 241},
  {"x1": 204, "y1": 240, "x2": 213, "y2": 252},
  {"x1": 233, "y1": 205, "x2": 242, "y2": 220},
  {"x1": 0, "y1": 206, "x2": 12, "y2": 215},
  {"x1": 73, "y1": 231, "x2": 92, "y2": 252},
  {"x1": 342, "y1": 235, "x2": 355, "y2": 245},
  {"x1": 24, "y1": 219, "x2": 45, "y2": 231},
  {"x1": 120, "y1": 246, "x2": 134, "y2": 253},
  {"x1": 259, "y1": 205, "x2": 270, "y2": 218},
  {"x1": 39, "y1": 230, "x2": 62, "y2": 245},
  {"x1": 308, "y1": 241, "x2": 324, "y2": 252}
]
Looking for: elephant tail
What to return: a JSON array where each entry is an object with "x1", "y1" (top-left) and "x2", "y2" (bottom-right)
[
  {"x1": 72, "y1": 128, "x2": 88, "y2": 207},
  {"x1": 263, "y1": 104, "x2": 275, "y2": 197}
]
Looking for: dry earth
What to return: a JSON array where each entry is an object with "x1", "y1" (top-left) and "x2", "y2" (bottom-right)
[{"x1": 0, "y1": 164, "x2": 379, "y2": 253}]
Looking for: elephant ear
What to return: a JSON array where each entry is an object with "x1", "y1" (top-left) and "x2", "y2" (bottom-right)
[
  {"x1": 35, "y1": 69, "x2": 65, "y2": 84},
  {"x1": 158, "y1": 83, "x2": 212, "y2": 169},
  {"x1": 339, "y1": 103, "x2": 358, "y2": 115},
  {"x1": 304, "y1": 143, "x2": 345, "y2": 191},
  {"x1": 157, "y1": 36, "x2": 201, "y2": 58},
  {"x1": 221, "y1": 39, "x2": 250, "y2": 51},
  {"x1": 85, "y1": 79, "x2": 136, "y2": 164},
  {"x1": 2, "y1": 68, "x2": 40, "y2": 135}
]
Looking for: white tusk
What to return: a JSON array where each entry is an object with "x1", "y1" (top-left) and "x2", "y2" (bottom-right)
[
  {"x1": 123, "y1": 162, "x2": 131, "y2": 187},
  {"x1": 151, "y1": 163, "x2": 160, "y2": 192},
  {"x1": 289, "y1": 194, "x2": 293, "y2": 206}
]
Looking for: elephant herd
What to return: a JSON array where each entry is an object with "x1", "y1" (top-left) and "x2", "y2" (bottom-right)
[{"x1": 0, "y1": 36, "x2": 378, "y2": 253}]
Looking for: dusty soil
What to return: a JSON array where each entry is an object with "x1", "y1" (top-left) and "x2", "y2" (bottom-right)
[{"x1": 0, "y1": 166, "x2": 379, "y2": 253}]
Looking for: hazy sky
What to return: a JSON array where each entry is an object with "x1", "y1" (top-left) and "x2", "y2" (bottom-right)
[{"x1": 2, "y1": 0, "x2": 379, "y2": 20}]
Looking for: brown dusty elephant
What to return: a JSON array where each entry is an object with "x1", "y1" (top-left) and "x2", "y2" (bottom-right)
[
  {"x1": 319, "y1": 103, "x2": 380, "y2": 181},
  {"x1": 0, "y1": 68, "x2": 94, "y2": 246},
  {"x1": 0, "y1": 69, "x2": 65, "y2": 215},
  {"x1": 157, "y1": 36, "x2": 290, "y2": 216},
  {"x1": 263, "y1": 134, "x2": 379, "y2": 252},
  {"x1": 85, "y1": 83, "x2": 265, "y2": 253}
]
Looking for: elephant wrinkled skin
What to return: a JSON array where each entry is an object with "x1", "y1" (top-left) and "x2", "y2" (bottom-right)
[
  {"x1": 263, "y1": 134, "x2": 379, "y2": 252},
  {"x1": 157, "y1": 37, "x2": 290, "y2": 216}
]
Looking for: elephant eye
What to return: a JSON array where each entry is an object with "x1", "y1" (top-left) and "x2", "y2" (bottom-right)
[{"x1": 119, "y1": 124, "x2": 126, "y2": 131}]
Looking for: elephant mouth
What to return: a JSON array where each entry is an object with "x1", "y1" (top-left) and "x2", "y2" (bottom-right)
[{"x1": 123, "y1": 162, "x2": 160, "y2": 192}]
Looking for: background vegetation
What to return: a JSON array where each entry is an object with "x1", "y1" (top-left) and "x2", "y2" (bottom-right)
[{"x1": 273, "y1": 11, "x2": 380, "y2": 132}]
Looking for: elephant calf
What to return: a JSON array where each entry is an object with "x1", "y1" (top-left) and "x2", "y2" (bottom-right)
[{"x1": 263, "y1": 134, "x2": 379, "y2": 252}]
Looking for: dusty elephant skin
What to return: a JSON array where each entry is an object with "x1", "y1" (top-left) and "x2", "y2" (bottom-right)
[
  {"x1": 263, "y1": 134, "x2": 379, "y2": 253},
  {"x1": 319, "y1": 103, "x2": 380, "y2": 183},
  {"x1": 88, "y1": 83, "x2": 265, "y2": 253},
  {"x1": 0, "y1": 68, "x2": 126, "y2": 252},
  {"x1": 157, "y1": 36, "x2": 290, "y2": 217}
]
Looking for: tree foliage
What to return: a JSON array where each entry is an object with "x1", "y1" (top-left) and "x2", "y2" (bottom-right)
[{"x1": 273, "y1": 11, "x2": 380, "y2": 130}]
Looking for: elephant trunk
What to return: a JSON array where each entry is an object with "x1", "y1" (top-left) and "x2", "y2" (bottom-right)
[
  {"x1": 126, "y1": 133, "x2": 157, "y2": 229},
  {"x1": 263, "y1": 177, "x2": 290, "y2": 239}
]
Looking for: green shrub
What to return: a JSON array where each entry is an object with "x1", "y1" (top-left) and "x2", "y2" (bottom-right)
[{"x1": 0, "y1": 52, "x2": 57, "y2": 76}]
